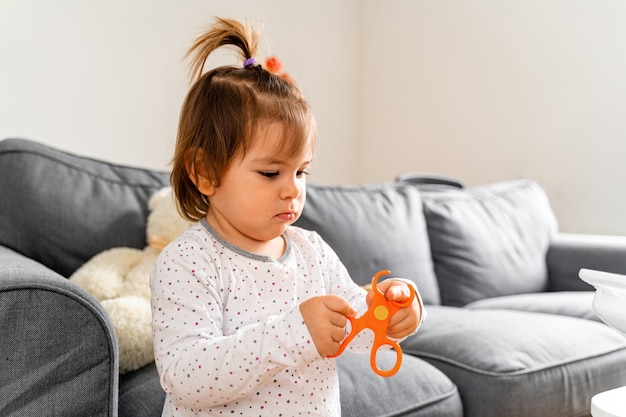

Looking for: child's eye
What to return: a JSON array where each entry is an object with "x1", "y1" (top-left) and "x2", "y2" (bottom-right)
[
  {"x1": 259, "y1": 171, "x2": 279, "y2": 179},
  {"x1": 296, "y1": 170, "x2": 310, "y2": 178}
]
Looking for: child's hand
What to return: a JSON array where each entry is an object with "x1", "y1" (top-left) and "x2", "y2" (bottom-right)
[
  {"x1": 366, "y1": 279, "x2": 423, "y2": 339},
  {"x1": 300, "y1": 295, "x2": 357, "y2": 357}
]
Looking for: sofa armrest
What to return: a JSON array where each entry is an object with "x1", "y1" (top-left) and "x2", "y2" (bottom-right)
[
  {"x1": 0, "y1": 245, "x2": 119, "y2": 417},
  {"x1": 546, "y1": 233, "x2": 626, "y2": 292}
]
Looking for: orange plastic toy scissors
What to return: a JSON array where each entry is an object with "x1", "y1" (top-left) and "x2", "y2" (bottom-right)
[{"x1": 328, "y1": 269, "x2": 417, "y2": 377}]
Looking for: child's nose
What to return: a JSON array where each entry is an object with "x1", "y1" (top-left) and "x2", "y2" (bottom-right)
[{"x1": 280, "y1": 176, "x2": 302, "y2": 199}]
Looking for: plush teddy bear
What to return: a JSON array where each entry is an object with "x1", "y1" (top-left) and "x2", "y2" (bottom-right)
[{"x1": 70, "y1": 187, "x2": 191, "y2": 374}]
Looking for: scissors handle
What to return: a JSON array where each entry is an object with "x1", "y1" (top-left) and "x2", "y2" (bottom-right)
[
  {"x1": 368, "y1": 271, "x2": 416, "y2": 377},
  {"x1": 327, "y1": 270, "x2": 417, "y2": 378},
  {"x1": 370, "y1": 337, "x2": 403, "y2": 377}
]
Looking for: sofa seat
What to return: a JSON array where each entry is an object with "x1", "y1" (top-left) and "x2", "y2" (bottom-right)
[
  {"x1": 465, "y1": 291, "x2": 601, "y2": 322},
  {"x1": 337, "y1": 351, "x2": 462, "y2": 417},
  {"x1": 403, "y1": 306, "x2": 626, "y2": 417},
  {"x1": 118, "y1": 364, "x2": 165, "y2": 417}
]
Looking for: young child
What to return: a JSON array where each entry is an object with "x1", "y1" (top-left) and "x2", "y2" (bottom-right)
[{"x1": 150, "y1": 17, "x2": 424, "y2": 417}]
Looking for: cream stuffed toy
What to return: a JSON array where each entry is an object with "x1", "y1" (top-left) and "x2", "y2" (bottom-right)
[{"x1": 70, "y1": 187, "x2": 191, "y2": 374}]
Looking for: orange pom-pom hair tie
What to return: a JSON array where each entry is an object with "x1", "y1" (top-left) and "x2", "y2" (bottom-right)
[
  {"x1": 265, "y1": 56, "x2": 295, "y2": 84},
  {"x1": 265, "y1": 56, "x2": 283, "y2": 73}
]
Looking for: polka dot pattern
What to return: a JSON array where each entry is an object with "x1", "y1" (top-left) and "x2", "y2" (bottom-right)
[{"x1": 151, "y1": 219, "x2": 369, "y2": 416}]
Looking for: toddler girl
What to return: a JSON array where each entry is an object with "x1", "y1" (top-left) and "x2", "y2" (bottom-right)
[{"x1": 150, "y1": 17, "x2": 424, "y2": 417}]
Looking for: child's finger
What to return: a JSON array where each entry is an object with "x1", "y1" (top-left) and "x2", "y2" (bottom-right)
[
  {"x1": 323, "y1": 294, "x2": 357, "y2": 317},
  {"x1": 383, "y1": 281, "x2": 411, "y2": 302},
  {"x1": 366, "y1": 279, "x2": 410, "y2": 305}
]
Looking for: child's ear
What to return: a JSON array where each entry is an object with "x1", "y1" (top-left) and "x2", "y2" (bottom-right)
[{"x1": 187, "y1": 150, "x2": 215, "y2": 196}]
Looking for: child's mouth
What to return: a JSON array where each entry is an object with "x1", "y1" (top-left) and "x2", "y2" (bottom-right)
[{"x1": 276, "y1": 212, "x2": 296, "y2": 221}]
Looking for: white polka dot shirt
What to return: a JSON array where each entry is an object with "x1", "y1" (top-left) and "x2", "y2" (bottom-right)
[{"x1": 150, "y1": 219, "x2": 370, "y2": 416}]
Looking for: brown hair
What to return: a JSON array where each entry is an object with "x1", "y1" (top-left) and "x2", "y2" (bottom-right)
[{"x1": 171, "y1": 17, "x2": 316, "y2": 221}]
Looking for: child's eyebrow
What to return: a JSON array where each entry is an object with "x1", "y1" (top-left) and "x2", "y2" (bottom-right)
[
  {"x1": 250, "y1": 156, "x2": 312, "y2": 166},
  {"x1": 249, "y1": 157, "x2": 284, "y2": 165},
  {"x1": 251, "y1": 155, "x2": 281, "y2": 162}
]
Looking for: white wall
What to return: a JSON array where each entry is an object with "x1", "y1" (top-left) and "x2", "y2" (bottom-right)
[
  {"x1": 2, "y1": 1, "x2": 626, "y2": 235},
  {"x1": 0, "y1": 0, "x2": 360, "y2": 182},
  {"x1": 357, "y1": 0, "x2": 626, "y2": 235}
]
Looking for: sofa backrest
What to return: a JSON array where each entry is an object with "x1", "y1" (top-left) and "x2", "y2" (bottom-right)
[
  {"x1": 295, "y1": 179, "x2": 559, "y2": 308},
  {"x1": 0, "y1": 138, "x2": 170, "y2": 277},
  {"x1": 0, "y1": 139, "x2": 558, "y2": 307},
  {"x1": 295, "y1": 183, "x2": 441, "y2": 305},
  {"x1": 420, "y1": 180, "x2": 559, "y2": 306}
]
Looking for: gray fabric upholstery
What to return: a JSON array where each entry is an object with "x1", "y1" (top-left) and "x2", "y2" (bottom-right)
[
  {"x1": 119, "y1": 364, "x2": 165, "y2": 417},
  {"x1": 0, "y1": 138, "x2": 170, "y2": 277},
  {"x1": 0, "y1": 245, "x2": 118, "y2": 417},
  {"x1": 465, "y1": 291, "x2": 601, "y2": 321},
  {"x1": 547, "y1": 232, "x2": 626, "y2": 292},
  {"x1": 403, "y1": 306, "x2": 626, "y2": 417},
  {"x1": 295, "y1": 183, "x2": 440, "y2": 305},
  {"x1": 337, "y1": 351, "x2": 462, "y2": 417},
  {"x1": 422, "y1": 180, "x2": 558, "y2": 306}
]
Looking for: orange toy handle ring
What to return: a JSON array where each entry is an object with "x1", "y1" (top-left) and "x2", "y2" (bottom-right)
[{"x1": 371, "y1": 339, "x2": 403, "y2": 377}]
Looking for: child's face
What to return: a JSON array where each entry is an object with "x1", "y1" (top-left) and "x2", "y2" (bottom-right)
[{"x1": 202, "y1": 122, "x2": 313, "y2": 255}]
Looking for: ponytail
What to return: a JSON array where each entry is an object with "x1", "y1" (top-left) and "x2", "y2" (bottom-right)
[{"x1": 186, "y1": 17, "x2": 259, "y2": 83}]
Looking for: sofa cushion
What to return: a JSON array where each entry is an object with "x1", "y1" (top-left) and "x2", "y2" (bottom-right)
[
  {"x1": 403, "y1": 306, "x2": 626, "y2": 417},
  {"x1": 337, "y1": 350, "x2": 462, "y2": 417},
  {"x1": 119, "y1": 363, "x2": 166, "y2": 417},
  {"x1": 421, "y1": 180, "x2": 558, "y2": 306},
  {"x1": 465, "y1": 291, "x2": 601, "y2": 322},
  {"x1": 0, "y1": 138, "x2": 170, "y2": 277},
  {"x1": 295, "y1": 182, "x2": 440, "y2": 305}
]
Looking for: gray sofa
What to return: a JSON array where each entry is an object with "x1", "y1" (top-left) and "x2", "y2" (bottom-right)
[{"x1": 1, "y1": 138, "x2": 625, "y2": 417}]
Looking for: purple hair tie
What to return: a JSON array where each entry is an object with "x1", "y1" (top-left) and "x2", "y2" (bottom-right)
[{"x1": 243, "y1": 57, "x2": 256, "y2": 68}]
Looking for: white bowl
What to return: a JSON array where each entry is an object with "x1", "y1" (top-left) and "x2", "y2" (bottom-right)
[{"x1": 579, "y1": 268, "x2": 626, "y2": 335}]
